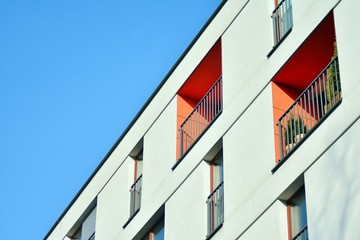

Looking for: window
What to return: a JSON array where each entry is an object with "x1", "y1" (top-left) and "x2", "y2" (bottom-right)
[
  {"x1": 142, "y1": 218, "x2": 164, "y2": 240},
  {"x1": 68, "y1": 206, "x2": 96, "y2": 240},
  {"x1": 287, "y1": 188, "x2": 308, "y2": 240},
  {"x1": 70, "y1": 228, "x2": 81, "y2": 240},
  {"x1": 271, "y1": 0, "x2": 293, "y2": 46},
  {"x1": 130, "y1": 149, "x2": 143, "y2": 217},
  {"x1": 206, "y1": 151, "x2": 224, "y2": 239}
]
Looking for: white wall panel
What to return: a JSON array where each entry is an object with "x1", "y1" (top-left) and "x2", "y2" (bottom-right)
[
  {"x1": 166, "y1": 162, "x2": 209, "y2": 240},
  {"x1": 305, "y1": 119, "x2": 360, "y2": 240},
  {"x1": 96, "y1": 158, "x2": 132, "y2": 240},
  {"x1": 238, "y1": 201, "x2": 287, "y2": 240}
]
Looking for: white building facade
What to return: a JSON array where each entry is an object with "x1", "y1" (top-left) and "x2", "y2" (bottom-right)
[{"x1": 45, "y1": 0, "x2": 360, "y2": 239}]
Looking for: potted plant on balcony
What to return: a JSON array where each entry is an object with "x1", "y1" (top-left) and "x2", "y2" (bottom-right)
[
  {"x1": 284, "y1": 115, "x2": 308, "y2": 154},
  {"x1": 324, "y1": 40, "x2": 341, "y2": 113}
]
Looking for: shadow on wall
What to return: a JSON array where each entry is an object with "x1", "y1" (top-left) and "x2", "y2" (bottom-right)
[{"x1": 307, "y1": 120, "x2": 360, "y2": 240}]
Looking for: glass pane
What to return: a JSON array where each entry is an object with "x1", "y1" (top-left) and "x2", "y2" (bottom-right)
[
  {"x1": 290, "y1": 190, "x2": 307, "y2": 237},
  {"x1": 135, "y1": 149, "x2": 143, "y2": 179},
  {"x1": 136, "y1": 160, "x2": 143, "y2": 179},
  {"x1": 152, "y1": 219, "x2": 164, "y2": 240},
  {"x1": 212, "y1": 152, "x2": 223, "y2": 189},
  {"x1": 213, "y1": 164, "x2": 223, "y2": 188}
]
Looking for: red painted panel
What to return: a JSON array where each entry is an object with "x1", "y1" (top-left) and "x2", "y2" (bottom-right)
[
  {"x1": 273, "y1": 12, "x2": 336, "y2": 91},
  {"x1": 178, "y1": 39, "x2": 222, "y2": 101}
]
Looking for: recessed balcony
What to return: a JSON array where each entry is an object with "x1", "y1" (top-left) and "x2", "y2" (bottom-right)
[
  {"x1": 175, "y1": 40, "x2": 222, "y2": 167},
  {"x1": 271, "y1": 12, "x2": 341, "y2": 168}
]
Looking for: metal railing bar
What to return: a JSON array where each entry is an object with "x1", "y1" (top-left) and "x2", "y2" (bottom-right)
[
  {"x1": 272, "y1": 0, "x2": 288, "y2": 14},
  {"x1": 277, "y1": 57, "x2": 338, "y2": 121},
  {"x1": 319, "y1": 75, "x2": 324, "y2": 116},
  {"x1": 291, "y1": 225, "x2": 308, "y2": 240},
  {"x1": 180, "y1": 77, "x2": 222, "y2": 128},
  {"x1": 207, "y1": 181, "x2": 224, "y2": 200},
  {"x1": 130, "y1": 174, "x2": 143, "y2": 189}
]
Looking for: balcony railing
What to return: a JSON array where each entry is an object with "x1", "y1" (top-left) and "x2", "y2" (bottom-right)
[
  {"x1": 88, "y1": 232, "x2": 95, "y2": 240},
  {"x1": 272, "y1": 0, "x2": 293, "y2": 46},
  {"x1": 277, "y1": 57, "x2": 341, "y2": 160},
  {"x1": 292, "y1": 225, "x2": 308, "y2": 240},
  {"x1": 129, "y1": 174, "x2": 142, "y2": 217},
  {"x1": 206, "y1": 181, "x2": 224, "y2": 238},
  {"x1": 179, "y1": 77, "x2": 223, "y2": 159}
]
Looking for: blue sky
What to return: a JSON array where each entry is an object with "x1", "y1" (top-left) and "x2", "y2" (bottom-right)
[{"x1": 0, "y1": 1, "x2": 221, "y2": 239}]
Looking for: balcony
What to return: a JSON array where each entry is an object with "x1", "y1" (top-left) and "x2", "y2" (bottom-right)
[
  {"x1": 175, "y1": 40, "x2": 222, "y2": 165},
  {"x1": 129, "y1": 174, "x2": 142, "y2": 217},
  {"x1": 206, "y1": 181, "x2": 224, "y2": 239},
  {"x1": 179, "y1": 77, "x2": 223, "y2": 159},
  {"x1": 292, "y1": 225, "x2": 308, "y2": 240},
  {"x1": 271, "y1": 0, "x2": 293, "y2": 46},
  {"x1": 277, "y1": 57, "x2": 341, "y2": 161},
  {"x1": 271, "y1": 12, "x2": 338, "y2": 166}
]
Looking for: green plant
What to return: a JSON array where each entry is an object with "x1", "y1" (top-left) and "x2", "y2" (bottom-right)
[
  {"x1": 325, "y1": 40, "x2": 341, "y2": 103},
  {"x1": 284, "y1": 115, "x2": 308, "y2": 145}
]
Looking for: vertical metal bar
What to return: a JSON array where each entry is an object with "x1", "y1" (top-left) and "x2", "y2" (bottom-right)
[
  {"x1": 211, "y1": 86, "x2": 214, "y2": 120},
  {"x1": 300, "y1": 97, "x2": 304, "y2": 136},
  {"x1": 272, "y1": 13, "x2": 276, "y2": 45},
  {"x1": 217, "y1": 81, "x2": 219, "y2": 114},
  {"x1": 334, "y1": 57, "x2": 340, "y2": 100},
  {"x1": 207, "y1": 199, "x2": 211, "y2": 236},
  {"x1": 278, "y1": 120, "x2": 283, "y2": 160},
  {"x1": 330, "y1": 65, "x2": 336, "y2": 107},
  {"x1": 280, "y1": 4, "x2": 283, "y2": 38},
  {"x1": 201, "y1": 101, "x2": 203, "y2": 132},
  {"x1": 319, "y1": 74, "x2": 324, "y2": 118},
  {"x1": 326, "y1": 67, "x2": 332, "y2": 109},
  {"x1": 304, "y1": 92, "x2": 308, "y2": 133},
  {"x1": 323, "y1": 72, "x2": 328, "y2": 111},
  {"x1": 285, "y1": 114, "x2": 289, "y2": 151},
  {"x1": 180, "y1": 127, "x2": 183, "y2": 158},
  {"x1": 197, "y1": 104, "x2": 200, "y2": 136},
  {"x1": 219, "y1": 78, "x2": 223, "y2": 111},
  {"x1": 205, "y1": 93, "x2": 208, "y2": 124},
  {"x1": 290, "y1": 110, "x2": 294, "y2": 146},
  {"x1": 295, "y1": 105, "x2": 299, "y2": 142},
  {"x1": 315, "y1": 80, "x2": 320, "y2": 123},
  {"x1": 307, "y1": 90, "x2": 312, "y2": 129},
  {"x1": 216, "y1": 82, "x2": 218, "y2": 115},
  {"x1": 311, "y1": 85, "x2": 315, "y2": 128},
  {"x1": 130, "y1": 187, "x2": 134, "y2": 216},
  {"x1": 281, "y1": 118, "x2": 285, "y2": 157},
  {"x1": 220, "y1": 183, "x2": 224, "y2": 222},
  {"x1": 211, "y1": 198, "x2": 214, "y2": 232}
]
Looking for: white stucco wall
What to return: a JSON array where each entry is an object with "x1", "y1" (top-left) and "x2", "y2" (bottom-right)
[
  {"x1": 166, "y1": 162, "x2": 209, "y2": 240},
  {"x1": 96, "y1": 158, "x2": 132, "y2": 240},
  {"x1": 305, "y1": 118, "x2": 360, "y2": 240},
  {"x1": 238, "y1": 200, "x2": 288, "y2": 240}
]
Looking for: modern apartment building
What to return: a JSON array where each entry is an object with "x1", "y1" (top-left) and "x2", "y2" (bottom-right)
[{"x1": 45, "y1": 0, "x2": 360, "y2": 239}]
